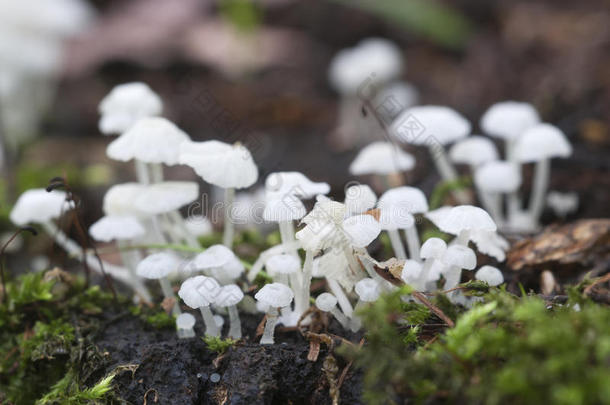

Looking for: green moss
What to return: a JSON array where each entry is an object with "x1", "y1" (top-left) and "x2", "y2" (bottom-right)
[
  {"x1": 203, "y1": 335, "x2": 237, "y2": 354},
  {"x1": 145, "y1": 311, "x2": 176, "y2": 329},
  {"x1": 37, "y1": 370, "x2": 115, "y2": 405}
]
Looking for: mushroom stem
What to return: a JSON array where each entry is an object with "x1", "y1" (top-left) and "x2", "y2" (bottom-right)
[
  {"x1": 528, "y1": 158, "x2": 550, "y2": 227},
  {"x1": 278, "y1": 220, "x2": 302, "y2": 293},
  {"x1": 117, "y1": 241, "x2": 152, "y2": 303},
  {"x1": 327, "y1": 278, "x2": 353, "y2": 318},
  {"x1": 295, "y1": 249, "x2": 314, "y2": 315},
  {"x1": 358, "y1": 254, "x2": 393, "y2": 292},
  {"x1": 427, "y1": 146, "x2": 469, "y2": 204},
  {"x1": 199, "y1": 306, "x2": 220, "y2": 337},
  {"x1": 159, "y1": 276, "x2": 181, "y2": 316},
  {"x1": 349, "y1": 300, "x2": 365, "y2": 332},
  {"x1": 442, "y1": 265, "x2": 462, "y2": 295},
  {"x1": 387, "y1": 229, "x2": 407, "y2": 259},
  {"x1": 416, "y1": 259, "x2": 434, "y2": 291},
  {"x1": 479, "y1": 192, "x2": 503, "y2": 227},
  {"x1": 228, "y1": 304, "x2": 242, "y2": 339},
  {"x1": 149, "y1": 163, "x2": 164, "y2": 183},
  {"x1": 455, "y1": 229, "x2": 470, "y2": 246},
  {"x1": 260, "y1": 307, "x2": 279, "y2": 344},
  {"x1": 135, "y1": 160, "x2": 150, "y2": 184},
  {"x1": 403, "y1": 225, "x2": 421, "y2": 261},
  {"x1": 169, "y1": 210, "x2": 201, "y2": 248},
  {"x1": 329, "y1": 306, "x2": 350, "y2": 330},
  {"x1": 222, "y1": 187, "x2": 235, "y2": 248}
]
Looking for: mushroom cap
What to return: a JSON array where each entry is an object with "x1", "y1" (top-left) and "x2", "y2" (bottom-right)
[
  {"x1": 546, "y1": 191, "x2": 579, "y2": 217},
  {"x1": 89, "y1": 215, "x2": 145, "y2": 242},
  {"x1": 355, "y1": 278, "x2": 381, "y2": 302},
  {"x1": 265, "y1": 253, "x2": 300, "y2": 276},
  {"x1": 377, "y1": 187, "x2": 427, "y2": 231},
  {"x1": 178, "y1": 275, "x2": 221, "y2": 308},
  {"x1": 342, "y1": 214, "x2": 381, "y2": 248},
  {"x1": 184, "y1": 215, "x2": 213, "y2": 237},
  {"x1": 349, "y1": 142, "x2": 415, "y2": 176},
  {"x1": 470, "y1": 230, "x2": 509, "y2": 262},
  {"x1": 328, "y1": 37, "x2": 403, "y2": 95},
  {"x1": 449, "y1": 136, "x2": 499, "y2": 166},
  {"x1": 475, "y1": 265, "x2": 504, "y2": 286},
  {"x1": 401, "y1": 259, "x2": 423, "y2": 284},
  {"x1": 255, "y1": 282, "x2": 294, "y2": 308},
  {"x1": 474, "y1": 161, "x2": 522, "y2": 193},
  {"x1": 315, "y1": 293, "x2": 338, "y2": 312},
  {"x1": 442, "y1": 245, "x2": 476, "y2": 270},
  {"x1": 513, "y1": 123, "x2": 572, "y2": 163},
  {"x1": 176, "y1": 313, "x2": 196, "y2": 329},
  {"x1": 106, "y1": 117, "x2": 190, "y2": 164},
  {"x1": 192, "y1": 244, "x2": 236, "y2": 270},
  {"x1": 133, "y1": 181, "x2": 198, "y2": 215},
  {"x1": 480, "y1": 101, "x2": 540, "y2": 140},
  {"x1": 344, "y1": 184, "x2": 377, "y2": 215},
  {"x1": 265, "y1": 172, "x2": 330, "y2": 200},
  {"x1": 9, "y1": 189, "x2": 70, "y2": 226},
  {"x1": 263, "y1": 193, "x2": 307, "y2": 222},
  {"x1": 179, "y1": 140, "x2": 258, "y2": 189},
  {"x1": 424, "y1": 206, "x2": 452, "y2": 228},
  {"x1": 391, "y1": 105, "x2": 471, "y2": 146},
  {"x1": 98, "y1": 82, "x2": 162, "y2": 135},
  {"x1": 103, "y1": 183, "x2": 147, "y2": 217},
  {"x1": 207, "y1": 255, "x2": 245, "y2": 282},
  {"x1": 434, "y1": 205, "x2": 497, "y2": 235},
  {"x1": 136, "y1": 252, "x2": 181, "y2": 279},
  {"x1": 215, "y1": 284, "x2": 244, "y2": 307},
  {"x1": 420, "y1": 237, "x2": 448, "y2": 259},
  {"x1": 296, "y1": 200, "x2": 347, "y2": 252}
]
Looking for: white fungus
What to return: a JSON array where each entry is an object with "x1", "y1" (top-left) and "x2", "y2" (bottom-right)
[
  {"x1": 98, "y1": 82, "x2": 162, "y2": 135},
  {"x1": 344, "y1": 184, "x2": 377, "y2": 215},
  {"x1": 215, "y1": 284, "x2": 244, "y2": 339},
  {"x1": 349, "y1": 141, "x2": 415, "y2": 176},
  {"x1": 176, "y1": 313, "x2": 196, "y2": 339},
  {"x1": 255, "y1": 283, "x2": 294, "y2": 344},
  {"x1": 137, "y1": 252, "x2": 182, "y2": 315},
  {"x1": 178, "y1": 276, "x2": 222, "y2": 337},
  {"x1": 315, "y1": 292, "x2": 350, "y2": 330},
  {"x1": 475, "y1": 265, "x2": 504, "y2": 287}
]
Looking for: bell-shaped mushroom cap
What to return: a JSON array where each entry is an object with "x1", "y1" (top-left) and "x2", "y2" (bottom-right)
[
  {"x1": 470, "y1": 230, "x2": 509, "y2": 262},
  {"x1": 315, "y1": 293, "x2": 338, "y2": 312},
  {"x1": 344, "y1": 184, "x2": 377, "y2": 215},
  {"x1": 480, "y1": 101, "x2": 540, "y2": 140},
  {"x1": 192, "y1": 244, "x2": 236, "y2": 270},
  {"x1": 106, "y1": 117, "x2": 190, "y2": 164},
  {"x1": 355, "y1": 278, "x2": 381, "y2": 302},
  {"x1": 449, "y1": 136, "x2": 499, "y2": 166},
  {"x1": 89, "y1": 215, "x2": 145, "y2": 242},
  {"x1": 210, "y1": 255, "x2": 245, "y2": 281},
  {"x1": 9, "y1": 189, "x2": 70, "y2": 226},
  {"x1": 215, "y1": 284, "x2": 244, "y2": 307},
  {"x1": 424, "y1": 206, "x2": 452, "y2": 228},
  {"x1": 513, "y1": 123, "x2": 572, "y2": 163},
  {"x1": 178, "y1": 275, "x2": 221, "y2": 308},
  {"x1": 265, "y1": 172, "x2": 330, "y2": 199},
  {"x1": 103, "y1": 183, "x2": 147, "y2": 217},
  {"x1": 328, "y1": 37, "x2": 403, "y2": 95},
  {"x1": 420, "y1": 237, "x2": 447, "y2": 259},
  {"x1": 184, "y1": 215, "x2": 213, "y2": 237},
  {"x1": 391, "y1": 105, "x2": 471, "y2": 146},
  {"x1": 265, "y1": 254, "x2": 300, "y2": 276},
  {"x1": 255, "y1": 282, "x2": 294, "y2": 308},
  {"x1": 176, "y1": 313, "x2": 196, "y2": 329},
  {"x1": 263, "y1": 193, "x2": 307, "y2": 222},
  {"x1": 349, "y1": 142, "x2": 415, "y2": 176},
  {"x1": 546, "y1": 191, "x2": 579, "y2": 218},
  {"x1": 342, "y1": 214, "x2": 381, "y2": 248},
  {"x1": 474, "y1": 161, "x2": 522, "y2": 194},
  {"x1": 442, "y1": 245, "x2": 476, "y2": 270},
  {"x1": 475, "y1": 265, "x2": 504, "y2": 286},
  {"x1": 378, "y1": 186, "x2": 428, "y2": 213},
  {"x1": 401, "y1": 259, "x2": 423, "y2": 284},
  {"x1": 98, "y1": 82, "x2": 162, "y2": 135},
  {"x1": 133, "y1": 182, "x2": 198, "y2": 215},
  {"x1": 136, "y1": 252, "x2": 181, "y2": 279},
  {"x1": 296, "y1": 200, "x2": 347, "y2": 252},
  {"x1": 434, "y1": 205, "x2": 497, "y2": 235},
  {"x1": 179, "y1": 140, "x2": 258, "y2": 189}
]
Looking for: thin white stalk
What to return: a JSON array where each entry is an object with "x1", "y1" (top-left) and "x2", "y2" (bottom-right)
[
  {"x1": 416, "y1": 259, "x2": 434, "y2": 291},
  {"x1": 278, "y1": 220, "x2": 302, "y2": 294},
  {"x1": 329, "y1": 306, "x2": 350, "y2": 330},
  {"x1": 404, "y1": 225, "x2": 421, "y2": 261},
  {"x1": 455, "y1": 229, "x2": 470, "y2": 246},
  {"x1": 200, "y1": 306, "x2": 220, "y2": 337},
  {"x1": 479, "y1": 191, "x2": 504, "y2": 227},
  {"x1": 228, "y1": 305, "x2": 242, "y2": 339},
  {"x1": 295, "y1": 250, "x2": 314, "y2": 315},
  {"x1": 222, "y1": 187, "x2": 235, "y2": 248},
  {"x1": 528, "y1": 158, "x2": 550, "y2": 227},
  {"x1": 505, "y1": 138, "x2": 523, "y2": 226},
  {"x1": 443, "y1": 265, "x2": 462, "y2": 297},
  {"x1": 117, "y1": 241, "x2": 152, "y2": 303},
  {"x1": 387, "y1": 229, "x2": 407, "y2": 259},
  {"x1": 349, "y1": 300, "x2": 364, "y2": 332},
  {"x1": 327, "y1": 278, "x2": 353, "y2": 318},
  {"x1": 159, "y1": 277, "x2": 181, "y2": 316},
  {"x1": 135, "y1": 160, "x2": 150, "y2": 184},
  {"x1": 358, "y1": 253, "x2": 394, "y2": 292},
  {"x1": 260, "y1": 307, "x2": 279, "y2": 344},
  {"x1": 428, "y1": 146, "x2": 469, "y2": 204},
  {"x1": 169, "y1": 210, "x2": 201, "y2": 248},
  {"x1": 149, "y1": 163, "x2": 164, "y2": 183}
]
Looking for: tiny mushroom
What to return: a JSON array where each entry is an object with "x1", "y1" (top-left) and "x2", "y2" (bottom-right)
[
  {"x1": 215, "y1": 284, "x2": 244, "y2": 339},
  {"x1": 344, "y1": 184, "x2": 377, "y2": 215},
  {"x1": 265, "y1": 253, "x2": 301, "y2": 287},
  {"x1": 441, "y1": 244, "x2": 477, "y2": 294},
  {"x1": 351, "y1": 278, "x2": 381, "y2": 331},
  {"x1": 315, "y1": 292, "x2": 350, "y2": 329},
  {"x1": 432, "y1": 205, "x2": 497, "y2": 246},
  {"x1": 176, "y1": 313, "x2": 196, "y2": 339},
  {"x1": 255, "y1": 283, "x2": 294, "y2": 344},
  {"x1": 136, "y1": 252, "x2": 182, "y2": 316},
  {"x1": 473, "y1": 161, "x2": 521, "y2": 226},
  {"x1": 98, "y1": 82, "x2": 162, "y2": 135},
  {"x1": 401, "y1": 259, "x2": 424, "y2": 291},
  {"x1": 475, "y1": 265, "x2": 504, "y2": 287},
  {"x1": 418, "y1": 237, "x2": 448, "y2": 289},
  {"x1": 178, "y1": 275, "x2": 222, "y2": 337},
  {"x1": 449, "y1": 135, "x2": 499, "y2": 170},
  {"x1": 189, "y1": 244, "x2": 244, "y2": 285},
  {"x1": 349, "y1": 141, "x2": 415, "y2": 178}
]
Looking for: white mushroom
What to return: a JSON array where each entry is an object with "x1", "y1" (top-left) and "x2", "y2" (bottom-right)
[
  {"x1": 255, "y1": 283, "x2": 294, "y2": 344},
  {"x1": 475, "y1": 265, "x2": 504, "y2": 287},
  {"x1": 401, "y1": 259, "x2": 423, "y2": 290},
  {"x1": 546, "y1": 191, "x2": 579, "y2": 219},
  {"x1": 351, "y1": 278, "x2": 381, "y2": 331},
  {"x1": 265, "y1": 171, "x2": 330, "y2": 200},
  {"x1": 136, "y1": 252, "x2": 182, "y2": 315},
  {"x1": 214, "y1": 284, "x2": 244, "y2": 339},
  {"x1": 441, "y1": 244, "x2": 477, "y2": 295},
  {"x1": 474, "y1": 161, "x2": 521, "y2": 226},
  {"x1": 188, "y1": 244, "x2": 243, "y2": 285},
  {"x1": 178, "y1": 275, "x2": 222, "y2": 337},
  {"x1": 349, "y1": 141, "x2": 415, "y2": 177},
  {"x1": 176, "y1": 313, "x2": 196, "y2": 339},
  {"x1": 344, "y1": 184, "x2": 377, "y2": 215},
  {"x1": 449, "y1": 135, "x2": 499, "y2": 169},
  {"x1": 98, "y1": 82, "x2": 162, "y2": 135},
  {"x1": 418, "y1": 237, "x2": 447, "y2": 290},
  {"x1": 315, "y1": 292, "x2": 349, "y2": 330},
  {"x1": 265, "y1": 253, "x2": 300, "y2": 286},
  {"x1": 432, "y1": 205, "x2": 497, "y2": 246}
]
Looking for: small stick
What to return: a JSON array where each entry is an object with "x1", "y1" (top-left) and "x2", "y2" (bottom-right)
[
  {"x1": 412, "y1": 291, "x2": 455, "y2": 328},
  {"x1": 0, "y1": 227, "x2": 38, "y2": 304}
]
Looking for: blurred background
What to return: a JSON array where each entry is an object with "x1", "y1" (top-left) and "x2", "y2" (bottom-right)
[{"x1": 1, "y1": 0, "x2": 609, "y2": 230}]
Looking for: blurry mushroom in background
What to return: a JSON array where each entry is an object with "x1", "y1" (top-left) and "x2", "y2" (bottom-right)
[
  {"x1": 176, "y1": 313, "x2": 196, "y2": 339},
  {"x1": 188, "y1": 244, "x2": 244, "y2": 285},
  {"x1": 315, "y1": 292, "x2": 350, "y2": 330},
  {"x1": 418, "y1": 237, "x2": 447, "y2": 290},
  {"x1": 137, "y1": 252, "x2": 182, "y2": 316},
  {"x1": 98, "y1": 82, "x2": 162, "y2": 135},
  {"x1": 349, "y1": 141, "x2": 415, "y2": 189},
  {"x1": 474, "y1": 161, "x2": 522, "y2": 227},
  {"x1": 401, "y1": 259, "x2": 423, "y2": 290},
  {"x1": 351, "y1": 278, "x2": 381, "y2": 332},
  {"x1": 475, "y1": 265, "x2": 504, "y2": 287},
  {"x1": 255, "y1": 283, "x2": 294, "y2": 344},
  {"x1": 179, "y1": 140, "x2": 258, "y2": 248},
  {"x1": 546, "y1": 191, "x2": 579, "y2": 219},
  {"x1": 431, "y1": 205, "x2": 497, "y2": 246},
  {"x1": 265, "y1": 253, "x2": 300, "y2": 287},
  {"x1": 344, "y1": 184, "x2": 377, "y2": 216},
  {"x1": 215, "y1": 284, "x2": 244, "y2": 339},
  {"x1": 178, "y1": 275, "x2": 222, "y2": 337},
  {"x1": 441, "y1": 244, "x2": 477, "y2": 296}
]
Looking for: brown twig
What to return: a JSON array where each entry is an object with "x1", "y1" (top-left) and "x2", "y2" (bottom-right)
[
  {"x1": 0, "y1": 226, "x2": 38, "y2": 304},
  {"x1": 584, "y1": 273, "x2": 610, "y2": 295},
  {"x1": 412, "y1": 291, "x2": 455, "y2": 328}
]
